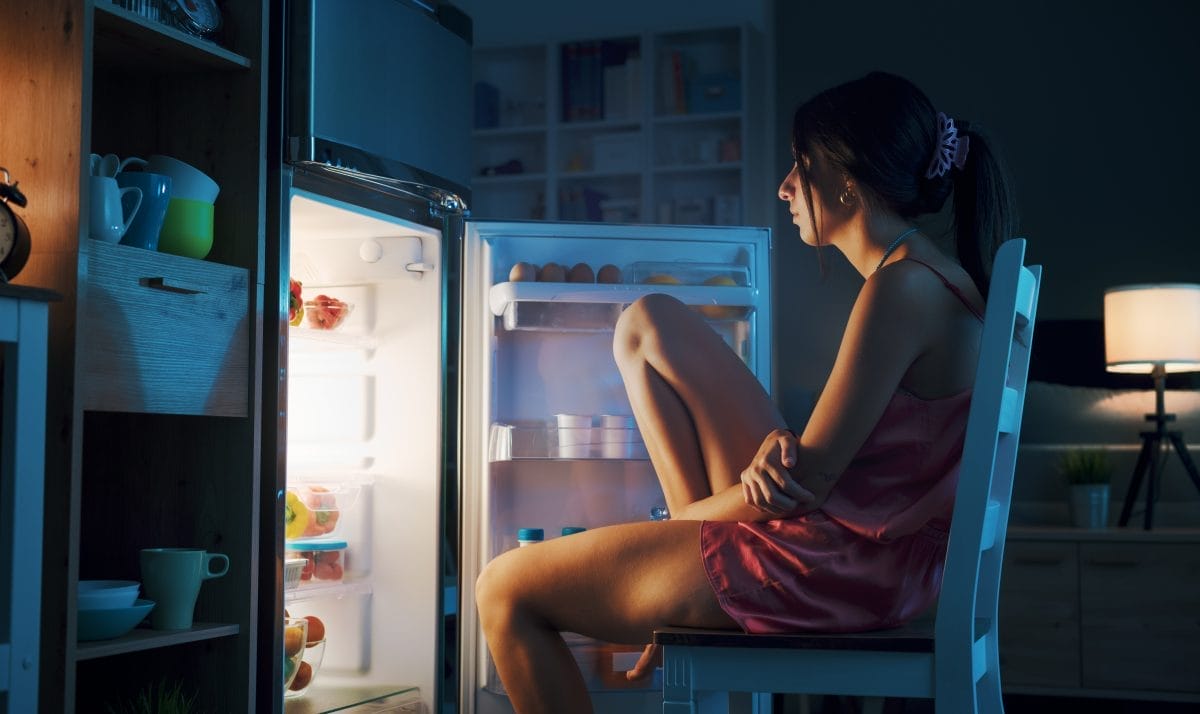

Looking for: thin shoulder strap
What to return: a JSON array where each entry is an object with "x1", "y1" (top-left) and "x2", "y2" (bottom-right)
[{"x1": 902, "y1": 258, "x2": 985, "y2": 321}]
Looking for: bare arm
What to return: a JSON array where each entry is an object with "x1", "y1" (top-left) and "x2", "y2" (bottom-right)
[{"x1": 717, "y1": 264, "x2": 944, "y2": 519}]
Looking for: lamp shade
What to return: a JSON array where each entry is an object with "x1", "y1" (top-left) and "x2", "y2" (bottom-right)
[{"x1": 1104, "y1": 283, "x2": 1200, "y2": 374}]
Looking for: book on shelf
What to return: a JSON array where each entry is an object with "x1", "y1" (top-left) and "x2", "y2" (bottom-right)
[{"x1": 561, "y1": 39, "x2": 639, "y2": 123}]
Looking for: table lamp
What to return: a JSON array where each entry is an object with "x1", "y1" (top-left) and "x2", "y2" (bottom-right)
[{"x1": 1104, "y1": 283, "x2": 1200, "y2": 529}]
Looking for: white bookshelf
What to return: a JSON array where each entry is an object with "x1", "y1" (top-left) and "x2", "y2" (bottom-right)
[{"x1": 470, "y1": 24, "x2": 766, "y2": 226}]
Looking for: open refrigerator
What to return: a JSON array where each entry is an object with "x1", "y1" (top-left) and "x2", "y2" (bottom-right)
[
  {"x1": 273, "y1": 2, "x2": 772, "y2": 711},
  {"x1": 278, "y1": 169, "x2": 772, "y2": 713}
]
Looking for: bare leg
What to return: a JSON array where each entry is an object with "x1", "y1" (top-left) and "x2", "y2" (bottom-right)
[
  {"x1": 614, "y1": 294, "x2": 786, "y2": 515},
  {"x1": 476, "y1": 520, "x2": 737, "y2": 714}
]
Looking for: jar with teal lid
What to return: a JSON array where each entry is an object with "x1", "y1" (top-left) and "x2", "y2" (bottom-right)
[
  {"x1": 560, "y1": 527, "x2": 587, "y2": 536},
  {"x1": 517, "y1": 528, "x2": 544, "y2": 547}
]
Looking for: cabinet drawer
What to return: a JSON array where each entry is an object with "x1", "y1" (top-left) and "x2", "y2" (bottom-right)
[
  {"x1": 80, "y1": 241, "x2": 249, "y2": 416},
  {"x1": 1080, "y1": 542, "x2": 1200, "y2": 693},
  {"x1": 999, "y1": 541, "x2": 1080, "y2": 688}
]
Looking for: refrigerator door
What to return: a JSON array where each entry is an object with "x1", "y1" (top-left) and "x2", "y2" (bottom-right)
[
  {"x1": 288, "y1": 0, "x2": 473, "y2": 196},
  {"x1": 459, "y1": 219, "x2": 771, "y2": 714},
  {"x1": 279, "y1": 164, "x2": 461, "y2": 712}
]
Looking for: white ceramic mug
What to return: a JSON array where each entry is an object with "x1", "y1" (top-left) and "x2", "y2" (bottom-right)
[{"x1": 89, "y1": 175, "x2": 142, "y2": 243}]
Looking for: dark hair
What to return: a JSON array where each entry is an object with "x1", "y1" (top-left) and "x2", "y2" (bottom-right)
[{"x1": 792, "y1": 71, "x2": 1016, "y2": 297}]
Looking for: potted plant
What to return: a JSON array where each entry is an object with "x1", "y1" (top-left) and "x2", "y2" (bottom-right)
[{"x1": 1059, "y1": 449, "x2": 1113, "y2": 529}]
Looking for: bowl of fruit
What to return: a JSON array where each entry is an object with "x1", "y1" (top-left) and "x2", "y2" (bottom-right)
[
  {"x1": 282, "y1": 617, "x2": 308, "y2": 690},
  {"x1": 303, "y1": 294, "x2": 353, "y2": 330},
  {"x1": 286, "y1": 615, "x2": 326, "y2": 697}
]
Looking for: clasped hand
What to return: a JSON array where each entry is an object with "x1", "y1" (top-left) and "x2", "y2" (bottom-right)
[{"x1": 740, "y1": 428, "x2": 816, "y2": 515}]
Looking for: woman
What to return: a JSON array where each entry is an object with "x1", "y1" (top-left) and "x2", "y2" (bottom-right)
[{"x1": 475, "y1": 71, "x2": 1016, "y2": 714}]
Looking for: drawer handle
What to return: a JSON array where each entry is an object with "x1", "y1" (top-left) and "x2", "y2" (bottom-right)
[{"x1": 140, "y1": 277, "x2": 207, "y2": 295}]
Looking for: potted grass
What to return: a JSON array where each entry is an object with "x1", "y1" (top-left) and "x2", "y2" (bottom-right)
[{"x1": 1059, "y1": 449, "x2": 1112, "y2": 529}]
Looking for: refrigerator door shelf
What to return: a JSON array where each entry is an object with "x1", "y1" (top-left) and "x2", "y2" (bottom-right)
[
  {"x1": 488, "y1": 423, "x2": 649, "y2": 462},
  {"x1": 489, "y1": 281, "x2": 755, "y2": 332}
]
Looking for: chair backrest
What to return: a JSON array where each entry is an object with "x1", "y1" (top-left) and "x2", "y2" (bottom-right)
[{"x1": 934, "y1": 238, "x2": 1041, "y2": 681}]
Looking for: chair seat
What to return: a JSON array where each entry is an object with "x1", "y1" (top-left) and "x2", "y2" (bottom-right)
[{"x1": 654, "y1": 624, "x2": 935, "y2": 653}]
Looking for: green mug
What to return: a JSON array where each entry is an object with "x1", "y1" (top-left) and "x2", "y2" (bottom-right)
[
  {"x1": 139, "y1": 548, "x2": 229, "y2": 630},
  {"x1": 157, "y1": 197, "x2": 214, "y2": 259}
]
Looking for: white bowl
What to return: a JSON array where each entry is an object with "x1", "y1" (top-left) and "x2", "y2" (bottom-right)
[
  {"x1": 78, "y1": 579, "x2": 140, "y2": 610},
  {"x1": 144, "y1": 154, "x2": 219, "y2": 203}
]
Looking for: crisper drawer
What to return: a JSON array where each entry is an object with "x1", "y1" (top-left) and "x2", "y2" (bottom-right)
[
  {"x1": 79, "y1": 241, "x2": 249, "y2": 415},
  {"x1": 998, "y1": 541, "x2": 1080, "y2": 688},
  {"x1": 1080, "y1": 542, "x2": 1200, "y2": 693}
]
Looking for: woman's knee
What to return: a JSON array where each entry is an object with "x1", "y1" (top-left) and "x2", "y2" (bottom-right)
[
  {"x1": 613, "y1": 293, "x2": 687, "y2": 365},
  {"x1": 475, "y1": 549, "x2": 532, "y2": 631}
]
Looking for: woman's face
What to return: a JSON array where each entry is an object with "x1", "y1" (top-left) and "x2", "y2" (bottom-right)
[{"x1": 777, "y1": 150, "x2": 845, "y2": 246}]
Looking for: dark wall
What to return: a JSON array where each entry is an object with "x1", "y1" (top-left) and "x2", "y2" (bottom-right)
[{"x1": 771, "y1": 0, "x2": 1200, "y2": 423}]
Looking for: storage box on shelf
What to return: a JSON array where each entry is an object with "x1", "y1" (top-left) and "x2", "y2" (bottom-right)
[
  {"x1": 3, "y1": 2, "x2": 268, "y2": 712},
  {"x1": 470, "y1": 24, "x2": 765, "y2": 225}
]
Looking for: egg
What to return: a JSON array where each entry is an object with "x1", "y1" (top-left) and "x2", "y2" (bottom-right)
[
  {"x1": 508, "y1": 261, "x2": 538, "y2": 282},
  {"x1": 567, "y1": 262, "x2": 595, "y2": 283},
  {"x1": 538, "y1": 262, "x2": 566, "y2": 282},
  {"x1": 597, "y1": 264, "x2": 622, "y2": 284}
]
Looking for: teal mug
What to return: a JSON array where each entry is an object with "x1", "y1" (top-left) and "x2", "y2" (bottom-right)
[{"x1": 139, "y1": 548, "x2": 229, "y2": 630}]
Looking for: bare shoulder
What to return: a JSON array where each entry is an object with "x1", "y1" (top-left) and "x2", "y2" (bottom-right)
[
  {"x1": 866, "y1": 258, "x2": 983, "y2": 318},
  {"x1": 855, "y1": 259, "x2": 953, "y2": 320}
]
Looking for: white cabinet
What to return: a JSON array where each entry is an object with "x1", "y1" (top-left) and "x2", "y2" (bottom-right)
[{"x1": 471, "y1": 25, "x2": 766, "y2": 226}]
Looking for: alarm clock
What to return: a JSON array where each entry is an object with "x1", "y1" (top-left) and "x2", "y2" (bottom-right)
[{"x1": 0, "y1": 167, "x2": 31, "y2": 283}]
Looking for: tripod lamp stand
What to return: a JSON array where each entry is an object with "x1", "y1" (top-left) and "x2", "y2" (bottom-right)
[{"x1": 1104, "y1": 283, "x2": 1200, "y2": 530}]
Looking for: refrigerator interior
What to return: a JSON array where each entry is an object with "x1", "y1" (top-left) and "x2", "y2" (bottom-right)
[
  {"x1": 460, "y1": 222, "x2": 771, "y2": 714},
  {"x1": 284, "y1": 189, "x2": 445, "y2": 712}
]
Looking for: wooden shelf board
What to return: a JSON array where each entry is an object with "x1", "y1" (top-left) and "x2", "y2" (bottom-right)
[
  {"x1": 74, "y1": 622, "x2": 240, "y2": 661},
  {"x1": 472, "y1": 125, "x2": 548, "y2": 138},
  {"x1": 653, "y1": 110, "x2": 741, "y2": 125},
  {"x1": 654, "y1": 161, "x2": 742, "y2": 175},
  {"x1": 473, "y1": 173, "x2": 548, "y2": 186},
  {"x1": 93, "y1": 2, "x2": 252, "y2": 73}
]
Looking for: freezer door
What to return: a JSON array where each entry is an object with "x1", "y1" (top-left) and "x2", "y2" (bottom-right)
[{"x1": 288, "y1": 0, "x2": 472, "y2": 194}]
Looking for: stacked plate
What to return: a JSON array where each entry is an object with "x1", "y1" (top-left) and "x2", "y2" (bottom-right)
[{"x1": 77, "y1": 580, "x2": 156, "y2": 641}]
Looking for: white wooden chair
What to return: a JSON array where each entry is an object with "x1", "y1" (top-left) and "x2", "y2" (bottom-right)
[{"x1": 654, "y1": 238, "x2": 1041, "y2": 714}]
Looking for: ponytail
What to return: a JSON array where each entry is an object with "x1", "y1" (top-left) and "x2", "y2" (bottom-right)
[{"x1": 950, "y1": 124, "x2": 1018, "y2": 299}]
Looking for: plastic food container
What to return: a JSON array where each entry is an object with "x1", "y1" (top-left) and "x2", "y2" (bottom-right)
[
  {"x1": 284, "y1": 558, "x2": 307, "y2": 591},
  {"x1": 303, "y1": 296, "x2": 353, "y2": 330},
  {"x1": 287, "y1": 481, "x2": 362, "y2": 539},
  {"x1": 286, "y1": 539, "x2": 348, "y2": 585}
]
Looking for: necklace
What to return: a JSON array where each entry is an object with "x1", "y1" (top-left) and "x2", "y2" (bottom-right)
[{"x1": 874, "y1": 227, "x2": 919, "y2": 273}]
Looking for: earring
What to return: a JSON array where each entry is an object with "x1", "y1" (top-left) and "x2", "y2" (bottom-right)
[{"x1": 839, "y1": 189, "x2": 856, "y2": 207}]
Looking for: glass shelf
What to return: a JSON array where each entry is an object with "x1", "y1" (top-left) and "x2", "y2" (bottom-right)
[
  {"x1": 283, "y1": 681, "x2": 420, "y2": 714},
  {"x1": 290, "y1": 328, "x2": 378, "y2": 352},
  {"x1": 285, "y1": 577, "x2": 373, "y2": 604}
]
